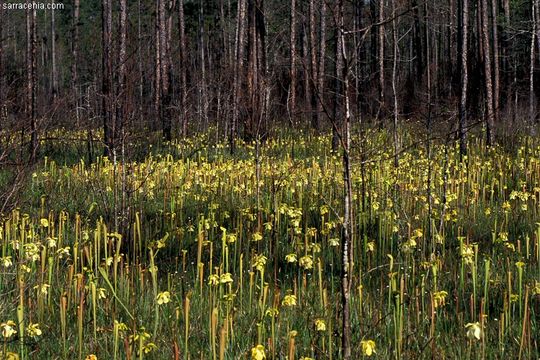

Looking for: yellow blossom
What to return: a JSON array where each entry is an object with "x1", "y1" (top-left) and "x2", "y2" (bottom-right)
[
  {"x1": 360, "y1": 339, "x2": 376, "y2": 356},
  {"x1": 156, "y1": 291, "x2": 171, "y2": 305},
  {"x1": 251, "y1": 344, "x2": 266, "y2": 360},
  {"x1": 282, "y1": 294, "x2": 297, "y2": 307},
  {"x1": 1, "y1": 321, "x2": 17, "y2": 338},
  {"x1": 315, "y1": 319, "x2": 326, "y2": 331},
  {"x1": 465, "y1": 322, "x2": 481, "y2": 340}
]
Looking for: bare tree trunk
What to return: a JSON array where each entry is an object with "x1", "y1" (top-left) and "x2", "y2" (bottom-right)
[
  {"x1": 154, "y1": 0, "x2": 162, "y2": 133},
  {"x1": 0, "y1": 3, "x2": 4, "y2": 108},
  {"x1": 481, "y1": 0, "x2": 495, "y2": 145},
  {"x1": 118, "y1": 0, "x2": 127, "y2": 141},
  {"x1": 26, "y1": 5, "x2": 37, "y2": 161},
  {"x1": 51, "y1": 0, "x2": 58, "y2": 102},
  {"x1": 72, "y1": 0, "x2": 80, "y2": 125},
  {"x1": 337, "y1": 1, "x2": 352, "y2": 357},
  {"x1": 231, "y1": 0, "x2": 247, "y2": 152},
  {"x1": 289, "y1": 0, "x2": 297, "y2": 125},
  {"x1": 459, "y1": 0, "x2": 469, "y2": 156},
  {"x1": 160, "y1": 0, "x2": 172, "y2": 140},
  {"x1": 309, "y1": 0, "x2": 319, "y2": 131},
  {"x1": 316, "y1": 0, "x2": 326, "y2": 130},
  {"x1": 377, "y1": 0, "x2": 385, "y2": 123},
  {"x1": 332, "y1": 3, "x2": 343, "y2": 152},
  {"x1": 530, "y1": 0, "x2": 537, "y2": 126},
  {"x1": 198, "y1": 0, "x2": 208, "y2": 132},
  {"x1": 178, "y1": 0, "x2": 188, "y2": 136},
  {"x1": 491, "y1": 0, "x2": 500, "y2": 123},
  {"x1": 391, "y1": 0, "x2": 399, "y2": 167},
  {"x1": 102, "y1": 0, "x2": 114, "y2": 156}
]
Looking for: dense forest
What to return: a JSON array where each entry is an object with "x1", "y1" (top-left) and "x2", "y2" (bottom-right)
[
  {"x1": 1, "y1": 1, "x2": 540, "y2": 359},
  {"x1": 1, "y1": 0, "x2": 539, "y2": 153}
]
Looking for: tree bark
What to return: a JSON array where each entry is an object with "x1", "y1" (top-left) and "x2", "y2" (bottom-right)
[
  {"x1": 309, "y1": 0, "x2": 319, "y2": 131},
  {"x1": 160, "y1": 0, "x2": 172, "y2": 140},
  {"x1": 530, "y1": 0, "x2": 537, "y2": 126},
  {"x1": 332, "y1": 2, "x2": 343, "y2": 152},
  {"x1": 51, "y1": 0, "x2": 58, "y2": 102},
  {"x1": 26, "y1": 5, "x2": 37, "y2": 160},
  {"x1": 337, "y1": 1, "x2": 352, "y2": 357},
  {"x1": 102, "y1": 0, "x2": 114, "y2": 156},
  {"x1": 316, "y1": 0, "x2": 326, "y2": 130},
  {"x1": 289, "y1": 0, "x2": 297, "y2": 125},
  {"x1": 178, "y1": 0, "x2": 188, "y2": 136},
  {"x1": 481, "y1": 0, "x2": 495, "y2": 145},
  {"x1": 491, "y1": 0, "x2": 500, "y2": 123},
  {"x1": 377, "y1": 0, "x2": 385, "y2": 123},
  {"x1": 459, "y1": 0, "x2": 469, "y2": 156},
  {"x1": 72, "y1": 0, "x2": 80, "y2": 125},
  {"x1": 231, "y1": 0, "x2": 247, "y2": 152},
  {"x1": 118, "y1": 0, "x2": 127, "y2": 142}
]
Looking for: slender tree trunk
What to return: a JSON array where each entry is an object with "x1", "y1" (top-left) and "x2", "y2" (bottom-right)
[
  {"x1": 154, "y1": 0, "x2": 162, "y2": 133},
  {"x1": 391, "y1": 0, "x2": 399, "y2": 167},
  {"x1": 51, "y1": 0, "x2": 58, "y2": 102},
  {"x1": 289, "y1": 0, "x2": 297, "y2": 125},
  {"x1": 459, "y1": 0, "x2": 469, "y2": 156},
  {"x1": 198, "y1": 0, "x2": 208, "y2": 131},
  {"x1": 309, "y1": 0, "x2": 319, "y2": 131},
  {"x1": 160, "y1": 0, "x2": 171, "y2": 140},
  {"x1": 118, "y1": 0, "x2": 127, "y2": 143},
  {"x1": 530, "y1": 0, "x2": 537, "y2": 126},
  {"x1": 0, "y1": 3, "x2": 4, "y2": 109},
  {"x1": 72, "y1": 0, "x2": 80, "y2": 125},
  {"x1": 178, "y1": 0, "x2": 188, "y2": 136},
  {"x1": 481, "y1": 0, "x2": 495, "y2": 145},
  {"x1": 316, "y1": 0, "x2": 326, "y2": 129},
  {"x1": 102, "y1": 0, "x2": 114, "y2": 156},
  {"x1": 26, "y1": 6, "x2": 37, "y2": 160},
  {"x1": 337, "y1": 1, "x2": 352, "y2": 357},
  {"x1": 231, "y1": 0, "x2": 247, "y2": 152},
  {"x1": 332, "y1": 2, "x2": 343, "y2": 152},
  {"x1": 491, "y1": 0, "x2": 500, "y2": 123},
  {"x1": 377, "y1": 0, "x2": 385, "y2": 123}
]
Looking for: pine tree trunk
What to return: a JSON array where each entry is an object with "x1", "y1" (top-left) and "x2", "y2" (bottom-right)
[
  {"x1": 72, "y1": 0, "x2": 80, "y2": 125},
  {"x1": 102, "y1": 0, "x2": 114, "y2": 156},
  {"x1": 309, "y1": 0, "x2": 319, "y2": 131},
  {"x1": 317, "y1": 0, "x2": 326, "y2": 129},
  {"x1": 51, "y1": 0, "x2": 58, "y2": 102},
  {"x1": 459, "y1": 0, "x2": 469, "y2": 156},
  {"x1": 26, "y1": 6, "x2": 37, "y2": 160},
  {"x1": 289, "y1": 0, "x2": 297, "y2": 125},
  {"x1": 178, "y1": 0, "x2": 188, "y2": 136},
  {"x1": 481, "y1": 0, "x2": 495, "y2": 145},
  {"x1": 491, "y1": 0, "x2": 500, "y2": 123}
]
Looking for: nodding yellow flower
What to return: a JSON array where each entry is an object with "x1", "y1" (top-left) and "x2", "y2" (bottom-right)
[
  {"x1": 367, "y1": 242, "x2": 375, "y2": 253},
  {"x1": 329, "y1": 238, "x2": 340, "y2": 247},
  {"x1": 156, "y1": 291, "x2": 171, "y2": 305},
  {"x1": 300, "y1": 357, "x2": 314, "y2": 360},
  {"x1": 1, "y1": 256, "x2": 12, "y2": 268},
  {"x1": 143, "y1": 342, "x2": 157, "y2": 354},
  {"x1": 97, "y1": 288, "x2": 107, "y2": 300},
  {"x1": 433, "y1": 290, "x2": 448, "y2": 308},
  {"x1": 46, "y1": 237, "x2": 57, "y2": 248},
  {"x1": 282, "y1": 294, "x2": 297, "y2": 307},
  {"x1": 27, "y1": 323, "x2": 42, "y2": 337},
  {"x1": 285, "y1": 253, "x2": 297, "y2": 263},
  {"x1": 40, "y1": 218, "x2": 49, "y2": 227},
  {"x1": 251, "y1": 232, "x2": 263, "y2": 242},
  {"x1": 34, "y1": 284, "x2": 50, "y2": 296},
  {"x1": 84, "y1": 355, "x2": 98, "y2": 360},
  {"x1": 515, "y1": 261, "x2": 525, "y2": 269},
  {"x1": 3, "y1": 352, "x2": 19, "y2": 360},
  {"x1": 252, "y1": 254, "x2": 267, "y2": 272},
  {"x1": 532, "y1": 281, "x2": 540, "y2": 295},
  {"x1": 360, "y1": 339, "x2": 376, "y2": 356},
  {"x1": 208, "y1": 274, "x2": 220, "y2": 286},
  {"x1": 265, "y1": 307, "x2": 279, "y2": 317},
  {"x1": 314, "y1": 319, "x2": 326, "y2": 331},
  {"x1": 299, "y1": 255, "x2": 313, "y2": 270},
  {"x1": 502, "y1": 201, "x2": 511, "y2": 212},
  {"x1": 251, "y1": 344, "x2": 266, "y2": 360},
  {"x1": 1, "y1": 320, "x2": 17, "y2": 338},
  {"x1": 219, "y1": 273, "x2": 233, "y2": 284},
  {"x1": 465, "y1": 322, "x2": 482, "y2": 340}
]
